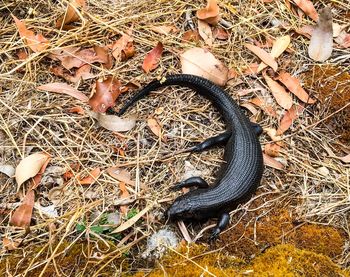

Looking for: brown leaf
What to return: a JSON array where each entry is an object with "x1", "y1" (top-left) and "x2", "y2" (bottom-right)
[
  {"x1": 245, "y1": 43, "x2": 278, "y2": 71},
  {"x1": 68, "y1": 106, "x2": 85, "y2": 114},
  {"x1": 243, "y1": 63, "x2": 259, "y2": 75},
  {"x1": 151, "y1": 25, "x2": 179, "y2": 35},
  {"x1": 213, "y1": 27, "x2": 229, "y2": 40},
  {"x1": 249, "y1": 97, "x2": 278, "y2": 117},
  {"x1": 263, "y1": 153, "x2": 284, "y2": 170},
  {"x1": 335, "y1": 31, "x2": 350, "y2": 48},
  {"x1": 60, "y1": 48, "x2": 107, "y2": 70},
  {"x1": 142, "y1": 42, "x2": 163, "y2": 73},
  {"x1": 17, "y1": 50, "x2": 28, "y2": 60},
  {"x1": 277, "y1": 72, "x2": 316, "y2": 104},
  {"x1": 263, "y1": 73, "x2": 293, "y2": 109},
  {"x1": 265, "y1": 127, "x2": 282, "y2": 141},
  {"x1": 50, "y1": 64, "x2": 94, "y2": 83},
  {"x1": 89, "y1": 77, "x2": 123, "y2": 113},
  {"x1": 196, "y1": 0, "x2": 220, "y2": 25},
  {"x1": 182, "y1": 30, "x2": 200, "y2": 43},
  {"x1": 264, "y1": 143, "x2": 281, "y2": 157},
  {"x1": 308, "y1": 7, "x2": 333, "y2": 62},
  {"x1": 292, "y1": 0, "x2": 319, "y2": 21},
  {"x1": 180, "y1": 47, "x2": 228, "y2": 86},
  {"x1": 295, "y1": 25, "x2": 314, "y2": 37},
  {"x1": 94, "y1": 46, "x2": 113, "y2": 69},
  {"x1": 89, "y1": 112, "x2": 136, "y2": 132},
  {"x1": 111, "y1": 28, "x2": 134, "y2": 61},
  {"x1": 15, "y1": 153, "x2": 51, "y2": 190},
  {"x1": 31, "y1": 155, "x2": 51, "y2": 190},
  {"x1": 119, "y1": 181, "x2": 130, "y2": 215},
  {"x1": 56, "y1": 0, "x2": 86, "y2": 29},
  {"x1": 106, "y1": 167, "x2": 135, "y2": 186},
  {"x1": 78, "y1": 168, "x2": 101, "y2": 185},
  {"x1": 240, "y1": 103, "x2": 259, "y2": 116},
  {"x1": 198, "y1": 20, "x2": 213, "y2": 46},
  {"x1": 12, "y1": 15, "x2": 49, "y2": 53},
  {"x1": 277, "y1": 104, "x2": 304, "y2": 135},
  {"x1": 338, "y1": 154, "x2": 350, "y2": 164},
  {"x1": 37, "y1": 83, "x2": 89, "y2": 102},
  {"x1": 147, "y1": 117, "x2": 162, "y2": 139},
  {"x1": 3, "y1": 237, "x2": 20, "y2": 251},
  {"x1": 10, "y1": 189, "x2": 35, "y2": 228}
]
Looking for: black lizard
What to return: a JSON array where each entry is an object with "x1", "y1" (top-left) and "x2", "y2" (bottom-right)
[{"x1": 117, "y1": 74, "x2": 264, "y2": 240}]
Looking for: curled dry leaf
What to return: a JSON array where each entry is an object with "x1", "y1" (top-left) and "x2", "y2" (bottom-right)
[
  {"x1": 277, "y1": 104, "x2": 304, "y2": 135},
  {"x1": 9, "y1": 189, "x2": 35, "y2": 228},
  {"x1": 111, "y1": 28, "x2": 134, "y2": 61},
  {"x1": 107, "y1": 167, "x2": 135, "y2": 186},
  {"x1": 196, "y1": 0, "x2": 220, "y2": 25},
  {"x1": 292, "y1": 0, "x2": 319, "y2": 21},
  {"x1": 56, "y1": 0, "x2": 86, "y2": 29},
  {"x1": 89, "y1": 77, "x2": 123, "y2": 113},
  {"x1": 78, "y1": 168, "x2": 101, "y2": 185},
  {"x1": 263, "y1": 73, "x2": 293, "y2": 110},
  {"x1": 198, "y1": 20, "x2": 213, "y2": 46},
  {"x1": 263, "y1": 153, "x2": 284, "y2": 170},
  {"x1": 50, "y1": 64, "x2": 94, "y2": 83},
  {"x1": 147, "y1": 117, "x2": 163, "y2": 140},
  {"x1": 151, "y1": 25, "x2": 179, "y2": 35},
  {"x1": 258, "y1": 35, "x2": 291, "y2": 72},
  {"x1": 37, "y1": 83, "x2": 89, "y2": 102},
  {"x1": 277, "y1": 72, "x2": 315, "y2": 104},
  {"x1": 245, "y1": 43, "x2": 278, "y2": 72},
  {"x1": 264, "y1": 143, "x2": 281, "y2": 157},
  {"x1": 12, "y1": 15, "x2": 49, "y2": 53},
  {"x1": 308, "y1": 7, "x2": 333, "y2": 62},
  {"x1": 182, "y1": 30, "x2": 200, "y2": 43},
  {"x1": 142, "y1": 42, "x2": 164, "y2": 73},
  {"x1": 15, "y1": 153, "x2": 51, "y2": 190},
  {"x1": 61, "y1": 48, "x2": 108, "y2": 70},
  {"x1": 180, "y1": 47, "x2": 228, "y2": 86},
  {"x1": 89, "y1": 111, "x2": 136, "y2": 132},
  {"x1": 94, "y1": 46, "x2": 113, "y2": 69}
]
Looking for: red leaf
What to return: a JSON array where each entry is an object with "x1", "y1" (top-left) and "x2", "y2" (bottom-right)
[
  {"x1": 89, "y1": 77, "x2": 123, "y2": 113},
  {"x1": 10, "y1": 190, "x2": 35, "y2": 228},
  {"x1": 142, "y1": 42, "x2": 163, "y2": 73},
  {"x1": 78, "y1": 168, "x2": 101, "y2": 185}
]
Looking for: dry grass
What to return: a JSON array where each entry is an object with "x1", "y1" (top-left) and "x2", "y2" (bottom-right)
[{"x1": 0, "y1": 0, "x2": 349, "y2": 275}]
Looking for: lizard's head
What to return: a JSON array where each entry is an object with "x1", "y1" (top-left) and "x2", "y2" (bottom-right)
[{"x1": 166, "y1": 197, "x2": 196, "y2": 221}]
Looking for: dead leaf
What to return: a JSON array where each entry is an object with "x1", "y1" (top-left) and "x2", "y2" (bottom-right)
[
  {"x1": 249, "y1": 97, "x2": 277, "y2": 117},
  {"x1": 142, "y1": 42, "x2": 163, "y2": 73},
  {"x1": 338, "y1": 154, "x2": 350, "y2": 164},
  {"x1": 258, "y1": 35, "x2": 291, "y2": 72},
  {"x1": 245, "y1": 43, "x2": 278, "y2": 71},
  {"x1": 263, "y1": 153, "x2": 285, "y2": 170},
  {"x1": 68, "y1": 106, "x2": 85, "y2": 114},
  {"x1": 308, "y1": 7, "x2": 333, "y2": 62},
  {"x1": 78, "y1": 168, "x2": 101, "y2": 185},
  {"x1": 56, "y1": 0, "x2": 86, "y2": 29},
  {"x1": 60, "y1": 48, "x2": 107, "y2": 70},
  {"x1": 180, "y1": 47, "x2": 228, "y2": 86},
  {"x1": 182, "y1": 30, "x2": 200, "y2": 43},
  {"x1": 265, "y1": 127, "x2": 282, "y2": 141},
  {"x1": 213, "y1": 27, "x2": 229, "y2": 40},
  {"x1": 31, "y1": 155, "x2": 51, "y2": 190},
  {"x1": 15, "y1": 153, "x2": 51, "y2": 190},
  {"x1": 335, "y1": 30, "x2": 350, "y2": 48},
  {"x1": 151, "y1": 25, "x2": 179, "y2": 35},
  {"x1": 295, "y1": 25, "x2": 314, "y2": 37},
  {"x1": 89, "y1": 112, "x2": 136, "y2": 132},
  {"x1": 50, "y1": 64, "x2": 94, "y2": 83},
  {"x1": 198, "y1": 20, "x2": 213, "y2": 46},
  {"x1": 277, "y1": 104, "x2": 304, "y2": 135},
  {"x1": 89, "y1": 77, "x2": 123, "y2": 113},
  {"x1": 0, "y1": 165, "x2": 15, "y2": 177},
  {"x1": 264, "y1": 143, "x2": 281, "y2": 157},
  {"x1": 263, "y1": 73, "x2": 293, "y2": 109},
  {"x1": 111, "y1": 28, "x2": 134, "y2": 61},
  {"x1": 94, "y1": 46, "x2": 113, "y2": 68},
  {"x1": 119, "y1": 182, "x2": 130, "y2": 215},
  {"x1": 277, "y1": 72, "x2": 316, "y2": 104},
  {"x1": 240, "y1": 103, "x2": 259, "y2": 116},
  {"x1": 17, "y1": 50, "x2": 28, "y2": 60},
  {"x1": 292, "y1": 0, "x2": 319, "y2": 21},
  {"x1": 12, "y1": 15, "x2": 49, "y2": 53},
  {"x1": 37, "y1": 83, "x2": 89, "y2": 102},
  {"x1": 10, "y1": 189, "x2": 35, "y2": 228},
  {"x1": 243, "y1": 63, "x2": 259, "y2": 75},
  {"x1": 3, "y1": 237, "x2": 20, "y2": 251},
  {"x1": 147, "y1": 117, "x2": 162, "y2": 139},
  {"x1": 196, "y1": 0, "x2": 220, "y2": 25},
  {"x1": 106, "y1": 167, "x2": 135, "y2": 186}
]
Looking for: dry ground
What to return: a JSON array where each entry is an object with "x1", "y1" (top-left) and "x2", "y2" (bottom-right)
[{"x1": 0, "y1": 0, "x2": 349, "y2": 276}]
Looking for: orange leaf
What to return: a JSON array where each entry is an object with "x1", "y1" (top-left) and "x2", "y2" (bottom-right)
[
  {"x1": 151, "y1": 25, "x2": 179, "y2": 35},
  {"x1": 277, "y1": 72, "x2": 316, "y2": 104},
  {"x1": 264, "y1": 143, "x2": 281, "y2": 157},
  {"x1": 12, "y1": 15, "x2": 49, "y2": 53},
  {"x1": 37, "y1": 83, "x2": 89, "y2": 102},
  {"x1": 10, "y1": 189, "x2": 35, "y2": 228},
  {"x1": 249, "y1": 97, "x2": 278, "y2": 118},
  {"x1": 213, "y1": 27, "x2": 229, "y2": 40},
  {"x1": 243, "y1": 63, "x2": 259, "y2": 75},
  {"x1": 56, "y1": 0, "x2": 86, "y2": 29},
  {"x1": 68, "y1": 106, "x2": 85, "y2": 115},
  {"x1": 292, "y1": 0, "x2": 319, "y2": 21},
  {"x1": 147, "y1": 117, "x2": 162, "y2": 139},
  {"x1": 198, "y1": 20, "x2": 213, "y2": 46},
  {"x1": 89, "y1": 77, "x2": 123, "y2": 113},
  {"x1": 78, "y1": 168, "x2": 101, "y2": 185},
  {"x1": 182, "y1": 30, "x2": 200, "y2": 43},
  {"x1": 111, "y1": 28, "x2": 134, "y2": 61},
  {"x1": 263, "y1": 153, "x2": 284, "y2": 170},
  {"x1": 142, "y1": 42, "x2": 163, "y2": 73},
  {"x1": 263, "y1": 73, "x2": 293, "y2": 109},
  {"x1": 196, "y1": 0, "x2": 220, "y2": 25},
  {"x1": 277, "y1": 104, "x2": 304, "y2": 135},
  {"x1": 119, "y1": 181, "x2": 130, "y2": 215},
  {"x1": 3, "y1": 237, "x2": 20, "y2": 251},
  {"x1": 245, "y1": 43, "x2": 278, "y2": 71}
]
